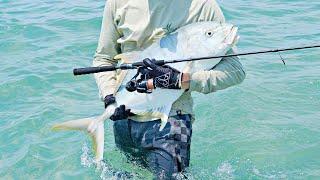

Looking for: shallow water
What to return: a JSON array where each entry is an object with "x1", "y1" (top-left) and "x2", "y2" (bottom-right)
[{"x1": 1, "y1": 0, "x2": 320, "y2": 179}]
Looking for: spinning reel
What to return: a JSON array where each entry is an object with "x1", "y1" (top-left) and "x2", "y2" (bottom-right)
[{"x1": 125, "y1": 66, "x2": 152, "y2": 93}]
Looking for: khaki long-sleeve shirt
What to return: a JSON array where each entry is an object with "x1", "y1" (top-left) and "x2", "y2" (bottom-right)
[{"x1": 93, "y1": 0, "x2": 246, "y2": 118}]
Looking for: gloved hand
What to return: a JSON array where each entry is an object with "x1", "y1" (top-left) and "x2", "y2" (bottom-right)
[
  {"x1": 136, "y1": 58, "x2": 182, "y2": 91},
  {"x1": 110, "y1": 105, "x2": 134, "y2": 121},
  {"x1": 104, "y1": 94, "x2": 116, "y2": 109}
]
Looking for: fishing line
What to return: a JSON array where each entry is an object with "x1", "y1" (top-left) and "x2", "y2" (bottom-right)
[
  {"x1": 164, "y1": 44, "x2": 320, "y2": 65},
  {"x1": 278, "y1": 52, "x2": 286, "y2": 65}
]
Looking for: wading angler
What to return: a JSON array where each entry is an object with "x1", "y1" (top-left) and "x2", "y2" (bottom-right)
[{"x1": 53, "y1": 0, "x2": 246, "y2": 178}]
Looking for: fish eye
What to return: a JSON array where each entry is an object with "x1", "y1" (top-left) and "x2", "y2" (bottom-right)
[{"x1": 205, "y1": 30, "x2": 214, "y2": 37}]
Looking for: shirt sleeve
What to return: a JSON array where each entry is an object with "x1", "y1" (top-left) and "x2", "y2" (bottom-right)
[
  {"x1": 189, "y1": 49, "x2": 246, "y2": 94},
  {"x1": 93, "y1": 0, "x2": 121, "y2": 100}
]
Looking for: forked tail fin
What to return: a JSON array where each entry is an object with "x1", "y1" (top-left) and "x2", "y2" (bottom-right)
[
  {"x1": 52, "y1": 116, "x2": 105, "y2": 162},
  {"x1": 52, "y1": 105, "x2": 116, "y2": 162}
]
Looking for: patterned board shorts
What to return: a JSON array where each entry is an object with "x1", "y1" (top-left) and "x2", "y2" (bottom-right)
[{"x1": 113, "y1": 113, "x2": 192, "y2": 179}]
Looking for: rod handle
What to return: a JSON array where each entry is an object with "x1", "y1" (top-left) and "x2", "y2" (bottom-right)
[{"x1": 73, "y1": 66, "x2": 117, "y2": 76}]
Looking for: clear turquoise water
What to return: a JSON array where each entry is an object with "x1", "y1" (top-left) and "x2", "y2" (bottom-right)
[{"x1": 1, "y1": 0, "x2": 320, "y2": 179}]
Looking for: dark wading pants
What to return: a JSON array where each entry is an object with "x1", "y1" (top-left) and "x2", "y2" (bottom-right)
[{"x1": 113, "y1": 113, "x2": 192, "y2": 179}]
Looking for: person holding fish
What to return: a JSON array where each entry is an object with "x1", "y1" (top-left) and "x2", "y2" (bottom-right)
[{"x1": 93, "y1": 0, "x2": 246, "y2": 178}]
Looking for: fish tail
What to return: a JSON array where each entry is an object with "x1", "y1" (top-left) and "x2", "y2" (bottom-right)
[
  {"x1": 52, "y1": 106, "x2": 115, "y2": 162},
  {"x1": 52, "y1": 117, "x2": 105, "y2": 162}
]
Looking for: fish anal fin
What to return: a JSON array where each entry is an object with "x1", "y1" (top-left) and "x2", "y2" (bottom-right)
[{"x1": 159, "y1": 114, "x2": 169, "y2": 131}]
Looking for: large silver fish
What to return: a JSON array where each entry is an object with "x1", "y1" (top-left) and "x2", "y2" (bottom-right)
[{"x1": 52, "y1": 21, "x2": 239, "y2": 162}]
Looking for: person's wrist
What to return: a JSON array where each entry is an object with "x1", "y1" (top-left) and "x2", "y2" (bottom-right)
[
  {"x1": 181, "y1": 73, "x2": 190, "y2": 90},
  {"x1": 147, "y1": 79, "x2": 154, "y2": 90}
]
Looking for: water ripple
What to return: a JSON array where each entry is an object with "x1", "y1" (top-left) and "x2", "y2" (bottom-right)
[{"x1": 1, "y1": 0, "x2": 320, "y2": 178}]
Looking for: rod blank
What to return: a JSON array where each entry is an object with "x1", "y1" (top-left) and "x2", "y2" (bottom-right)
[{"x1": 73, "y1": 44, "x2": 320, "y2": 76}]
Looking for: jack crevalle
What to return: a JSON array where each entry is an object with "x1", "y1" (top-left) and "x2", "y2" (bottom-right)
[{"x1": 52, "y1": 21, "x2": 239, "y2": 162}]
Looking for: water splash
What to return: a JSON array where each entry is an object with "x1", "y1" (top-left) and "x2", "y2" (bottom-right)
[
  {"x1": 2, "y1": 0, "x2": 320, "y2": 178},
  {"x1": 252, "y1": 167, "x2": 288, "y2": 179},
  {"x1": 213, "y1": 162, "x2": 235, "y2": 179},
  {"x1": 80, "y1": 143, "x2": 94, "y2": 168},
  {"x1": 80, "y1": 143, "x2": 137, "y2": 180}
]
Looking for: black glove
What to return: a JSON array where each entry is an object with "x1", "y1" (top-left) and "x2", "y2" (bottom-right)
[
  {"x1": 110, "y1": 105, "x2": 134, "y2": 121},
  {"x1": 138, "y1": 58, "x2": 182, "y2": 90},
  {"x1": 104, "y1": 94, "x2": 116, "y2": 109}
]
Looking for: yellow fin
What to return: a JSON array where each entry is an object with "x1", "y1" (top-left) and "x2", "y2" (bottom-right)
[
  {"x1": 52, "y1": 117, "x2": 105, "y2": 162},
  {"x1": 51, "y1": 117, "x2": 95, "y2": 131},
  {"x1": 91, "y1": 122, "x2": 104, "y2": 162}
]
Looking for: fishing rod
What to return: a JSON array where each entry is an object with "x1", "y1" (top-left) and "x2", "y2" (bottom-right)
[{"x1": 73, "y1": 44, "x2": 320, "y2": 76}]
